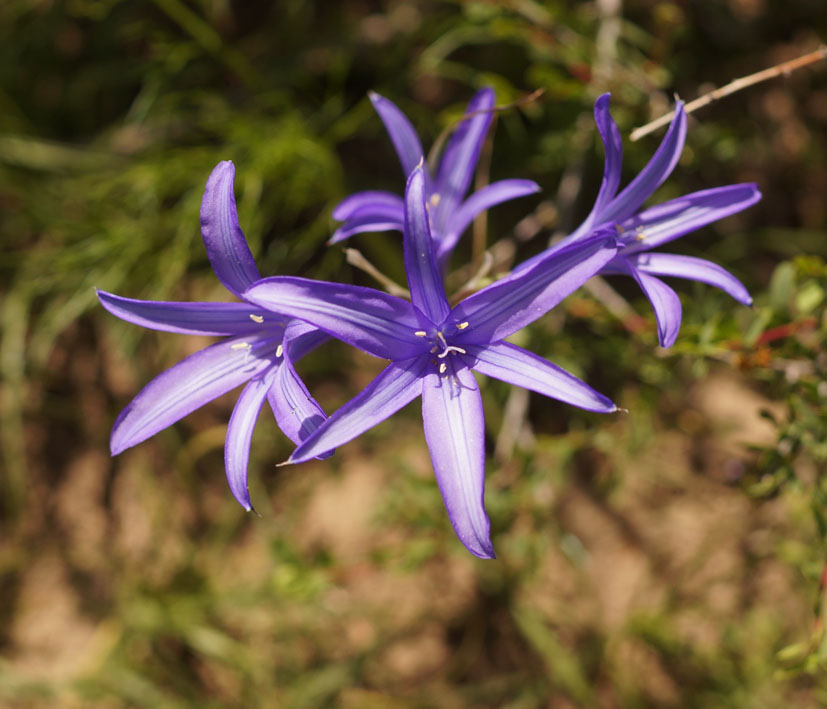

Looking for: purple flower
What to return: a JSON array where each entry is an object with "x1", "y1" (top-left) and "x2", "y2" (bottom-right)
[
  {"x1": 523, "y1": 94, "x2": 761, "y2": 347},
  {"x1": 98, "y1": 161, "x2": 328, "y2": 510},
  {"x1": 330, "y1": 88, "x2": 540, "y2": 265},
  {"x1": 244, "y1": 165, "x2": 619, "y2": 559}
]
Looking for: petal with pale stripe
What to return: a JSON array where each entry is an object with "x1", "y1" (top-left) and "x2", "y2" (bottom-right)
[
  {"x1": 568, "y1": 93, "x2": 624, "y2": 241},
  {"x1": 288, "y1": 357, "x2": 427, "y2": 463},
  {"x1": 620, "y1": 183, "x2": 762, "y2": 254},
  {"x1": 200, "y1": 161, "x2": 261, "y2": 297},
  {"x1": 369, "y1": 91, "x2": 424, "y2": 178},
  {"x1": 422, "y1": 359, "x2": 494, "y2": 559},
  {"x1": 403, "y1": 166, "x2": 450, "y2": 323},
  {"x1": 433, "y1": 87, "x2": 496, "y2": 227},
  {"x1": 630, "y1": 252, "x2": 752, "y2": 305},
  {"x1": 468, "y1": 341, "x2": 616, "y2": 412},
  {"x1": 225, "y1": 375, "x2": 272, "y2": 510},
  {"x1": 268, "y1": 320, "x2": 330, "y2": 457},
  {"x1": 628, "y1": 265, "x2": 683, "y2": 347},
  {"x1": 599, "y1": 102, "x2": 687, "y2": 225},
  {"x1": 96, "y1": 290, "x2": 283, "y2": 336},
  {"x1": 244, "y1": 277, "x2": 424, "y2": 360},
  {"x1": 110, "y1": 331, "x2": 280, "y2": 455},
  {"x1": 453, "y1": 233, "x2": 617, "y2": 345}
]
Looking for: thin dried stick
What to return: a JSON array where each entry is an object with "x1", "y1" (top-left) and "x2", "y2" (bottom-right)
[
  {"x1": 471, "y1": 115, "x2": 496, "y2": 273},
  {"x1": 494, "y1": 387, "x2": 534, "y2": 463},
  {"x1": 344, "y1": 248, "x2": 410, "y2": 298},
  {"x1": 630, "y1": 45, "x2": 827, "y2": 141},
  {"x1": 450, "y1": 250, "x2": 494, "y2": 304}
]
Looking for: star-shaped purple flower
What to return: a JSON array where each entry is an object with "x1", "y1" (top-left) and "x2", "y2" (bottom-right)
[
  {"x1": 244, "y1": 165, "x2": 619, "y2": 558},
  {"x1": 98, "y1": 161, "x2": 329, "y2": 510},
  {"x1": 521, "y1": 94, "x2": 761, "y2": 347},
  {"x1": 330, "y1": 88, "x2": 540, "y2": 265}
]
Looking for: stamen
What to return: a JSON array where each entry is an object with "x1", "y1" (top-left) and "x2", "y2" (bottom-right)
[
  {"x1": 635, "y1": 231, "x2": 646, "y2": 242},
  {"x1": 414, "y1": 330, "x2": 427, "y2": 337},
  {"x1": 457, "y1": 321, "x2": 469, "y2": 330},
  {"x1": 276, "y1": 344, "x2": 284, "y2": 358},
  {"x1": 439, "y1": 362, "x2": 447, "y2": 374},
  {"x1": 249, "y1": 314, "x2": 264, "y2": 323},
  {"x1": 433, "y1": 330, "x2": 467, "y2": 359},
  {"x1": 231, "y1": 341, "x2": 253, "y2": 364},
  {"x1": 430, "y1": 193, "x2": 441, "y2": 207},
  {"x1": 437, "y1": 345, "x2": 466, "y2": 359}
]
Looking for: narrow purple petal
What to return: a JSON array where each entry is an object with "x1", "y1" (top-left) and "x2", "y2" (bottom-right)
[
  {"x1": 328, "y1": 213, "x2": 404, "y2": 245},
  {"x1": 96, "y1": 290, "x2": 282, "y2": 336},
  {"x1": 626, "y1": 264, "x2": 683, "y2": 347},
  {"x1": 433, "y1": 87, "x2": 496, "y2": 228},
  {"x1": 421, "y1": 359, "x2": 494, "y2": 559},
  {"x1": 225, "y1": 375, "x2": 271, "y2": 511},
  {"x1": 268, "y1": 321, "x2": 331, "y2": 457},
  {"x1": 599, "y1": 102, "x2": 687, "y2": 225},
  {"x1": 200, "y1": 161, "x2": 261, "y2": 297},
  {"x1": 110, "y1": 331, "x2": 281, "y2": 455},
  {"x1": 630, "y1": 252, "x2": 752, "y2": 305},
  {"x1": 404, "y1": 166, "x2": 450, "y2": 323},
  {"x1": 452, "y1": 232, "x2": 618, "y2": 345},
  {"x1": 332, "y1": 190, "x2": 404, "y2": 221},
  {"x1": 243, "y1": 277, "x2": 424, "y2": 360},
  {"x1": 591, "y1": 94, "x2": 624, "y2": 216},
  {"x1": 329, "y1": 192, "x2": 405, "y2": 244},
  {"x1": 369, "y1": 91, "x2": 424, "y2": 177},
  {"x1": 568, "y1": 93, "x2": 624, "y2": 241},
  {"x1": 437, "y1": 179, "x2": 541, "y2": 261},
  {"x1": 468, "y1": 341, "x2": 616, "y2": 413},
  {"x1": 620, "y1": 183, "x2": 762, "y2": 254},
  {"x1": 289, "y1": 357, "x2": 427, "y2": 463}
]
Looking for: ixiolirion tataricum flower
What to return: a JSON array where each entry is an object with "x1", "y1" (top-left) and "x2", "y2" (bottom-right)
[
  {"x1": 244, "y1": 165, "x2": 619, "y2": 559},
  {"x1": 518, "y1": 94, "x2": 761, "y2": 347},
  {"x1": 97, "y1": 161, "x2": 329, "y2": 511},
  {"x1": 330, "y1": 88, "x2": 540, "y2": 266}
]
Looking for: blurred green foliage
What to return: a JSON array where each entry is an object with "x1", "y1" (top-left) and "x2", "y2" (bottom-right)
[{"x1": 1, "y1": 0, "x2": 827, "y2": 706}]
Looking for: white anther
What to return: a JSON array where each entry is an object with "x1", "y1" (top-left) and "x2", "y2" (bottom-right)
[
  {"x1": 249, "y1": 314, "x2": 264, "y2": 323},
  {"x1": 414, "y1": 330, "x2": 427, "y2": 337},
  {"x1": 439, "y1": 362, "x2": 447, "y2": 374},
  {"x1": 276, "y1": 344, "x2": 284, "y2": 358},
  {"x1": 231, "y1": 341, "x2": 253, "y2": 364},
  {"x1": 457, "y1": 321, "x2": 469, "y2": 330}
]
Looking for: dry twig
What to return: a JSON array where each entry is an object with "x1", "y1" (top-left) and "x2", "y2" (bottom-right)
[
  {"x1": 631, "y1": 45, "x2": 827, "y2": 141},
  {"x1": 344, "y1": 248, "x2": 410, "y2": 298}
]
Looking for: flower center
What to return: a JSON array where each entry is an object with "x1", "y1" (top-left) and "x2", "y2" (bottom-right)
[
  {"x1": 230, "y1": 337, "x2": 283, "y2": 365},
  {"x1": 414, "y1": 321, "x2": 470, "y2": 360},
  {"x1": 434, "y1": 331, "x2": 466, "y2": 358},
  {"x1": 616, "y1": 223, "x2": 647, "y2": 248}
]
